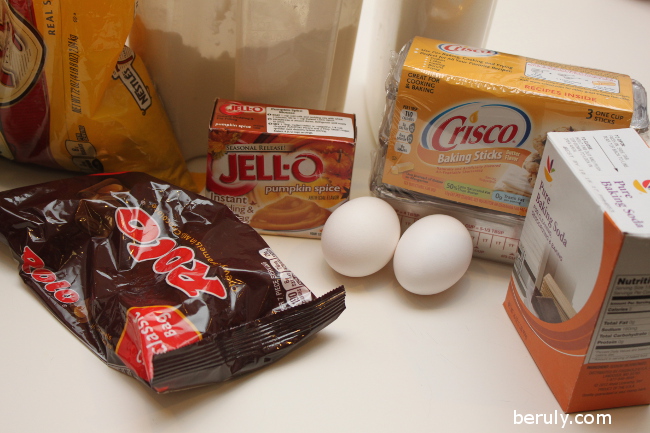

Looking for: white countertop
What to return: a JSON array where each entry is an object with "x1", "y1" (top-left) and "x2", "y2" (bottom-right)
[{"x1": 2, "y1": 0, "x2": 650, "y2": 431}]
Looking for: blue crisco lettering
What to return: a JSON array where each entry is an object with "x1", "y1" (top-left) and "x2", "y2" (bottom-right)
[{"x1": 421, "y1": 102, "x2": 531, "y2": 151}]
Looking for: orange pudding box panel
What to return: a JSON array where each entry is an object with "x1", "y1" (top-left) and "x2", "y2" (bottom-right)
[
  {"x1": 205, "y1": 99, "x2": 356, "y2": 238},
  {"x1": 504, "y1": 128, "x2": 650, "y2": 412}
]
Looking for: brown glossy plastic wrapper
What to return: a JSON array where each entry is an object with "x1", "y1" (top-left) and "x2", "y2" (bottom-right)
[{"x1": 0, "y1": 172, "x2": 345, "y2": 392}]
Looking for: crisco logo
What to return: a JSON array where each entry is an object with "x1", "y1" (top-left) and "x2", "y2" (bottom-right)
[
  {"x1": 437, "y1": 43, "x2": 497, "y2": 57},
  {"x1": 421, "y1": 102, "x2": 531, "y2": 151},
  {"x1": 0, "y1": 2, "x2": 45, "y2": 106},
  {"x1": 220, "y1": 102, "x2": 265, "y2": 115}
]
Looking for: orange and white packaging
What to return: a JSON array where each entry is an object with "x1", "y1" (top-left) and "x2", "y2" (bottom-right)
[
  {"x1": 372, "y1": 36, "x2": 648, "y2": 263},
  {"x1": 504, "y1": 128, "x2": 650, "y2": 412},
  {"x1": 204, "y1": 99, "x2": 356, "y2": 239}
]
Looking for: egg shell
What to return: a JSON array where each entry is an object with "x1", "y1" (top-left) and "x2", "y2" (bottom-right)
[
  {"x1": 321, "y1": 197, "x2": 401, "y2": 277},
  {"x1": 393, "y1": 214, "x2": 473, "y2": 295}
]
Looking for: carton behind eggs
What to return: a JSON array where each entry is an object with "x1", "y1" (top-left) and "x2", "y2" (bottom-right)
[{"x1": 372, "y1": 36, "x2": 649, "y2": 265}]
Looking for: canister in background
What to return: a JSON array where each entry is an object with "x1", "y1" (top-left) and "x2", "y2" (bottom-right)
[{"x1": 130, "y1": 0, "x2": 361, "y2": 160}]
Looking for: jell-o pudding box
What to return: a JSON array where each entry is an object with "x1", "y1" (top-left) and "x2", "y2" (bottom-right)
[{"x1": 205, "y1": 99, "x2": 356, "y2": 239}]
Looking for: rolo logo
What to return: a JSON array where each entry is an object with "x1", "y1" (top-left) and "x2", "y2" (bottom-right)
[
  {"x1": 116, "y1": 207, "x2": 227, "y2": 299},
  {"x1": 220, "y1": 102, "x2": 265, "y2": 115},
  {"x1": 0, "y1": 1, "x2": 45, "y2": 106},
  {"x1": 21, "y1": 246, "x2": 79, "y2": 304},
  {"x1": 421, "y1": 102, "x2": 531, "y2": 152},
  {"x1": 437, "y1": 43, "x2": 498, "y2": 57}
]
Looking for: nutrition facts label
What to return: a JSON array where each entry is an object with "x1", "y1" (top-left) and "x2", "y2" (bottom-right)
[
  {"x1": 394, "y1": 108, "x2": 417, "y2": 154},
  {"x1": 266, "y1": 107, "x2": 355, "y2": 138},
  {"x1": 587, "y1": 274, "x2": 650, "y2": 363}
]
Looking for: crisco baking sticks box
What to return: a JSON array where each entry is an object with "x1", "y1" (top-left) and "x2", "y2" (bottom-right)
[
  {"x1": 204, "y1": 99, "x2": 356, "y2": 238},
  {"x1": 381, "y1": 36, "x2": 635, "y2": 217},
  {"x1": 504, "y1": 128, "x2": 650, "y2": 412}
]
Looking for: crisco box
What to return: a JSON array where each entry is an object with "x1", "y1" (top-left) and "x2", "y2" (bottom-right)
[
  {"x1": 504, "y1": 128, "x2": 650, "y2": 412},
  {"x1": 204, "y1": 99, "x2": 356, "y2": 238},
  {"x1": 372, "y1": 36, "x2": 649, "y2": 264}
]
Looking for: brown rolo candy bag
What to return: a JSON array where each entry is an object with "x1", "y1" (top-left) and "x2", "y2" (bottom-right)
[{"x1": 0, "y1": 172, "x2": 345, "y2": 392}]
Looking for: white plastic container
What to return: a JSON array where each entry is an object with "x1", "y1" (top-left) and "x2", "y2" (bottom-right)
[
  {"x1": 235, "y1": 0, "x2": 341, "y2": 110},
  {"x1": 363, "y1": 0, "x2": 497, "y2": 136},
  {"x1": 130, "y1": 0, "x2": 361, "y2": 160}
]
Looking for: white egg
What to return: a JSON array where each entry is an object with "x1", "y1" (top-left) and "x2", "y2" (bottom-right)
[
  {"x1": 393, "y1": 214, "x2": 473, "y2": 295},
  {"x1": 321, "y1": 197, "x2": 401, "y2": 277}
]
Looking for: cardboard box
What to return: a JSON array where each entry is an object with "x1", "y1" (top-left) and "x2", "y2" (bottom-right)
[
  {"x1": 504, "y1": 128, "x2": 650, "y2": 412},
  {"x1": 204, "y1": 99, "x2": 356, "y2": 238},
  {"x1": 371, "y1": 36, "x2": 646, "y2": 264},
  {"x1": 377, "y1": 37, "x2": 637, "y2": 219}
]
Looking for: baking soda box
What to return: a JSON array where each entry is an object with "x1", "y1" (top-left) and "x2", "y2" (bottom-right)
[
  {"x1": 504, "y1": 128, "x2": 650, "y2": 412},
  {"x1": 204, "y1": 99, "x2": 356, "y2": 238}
]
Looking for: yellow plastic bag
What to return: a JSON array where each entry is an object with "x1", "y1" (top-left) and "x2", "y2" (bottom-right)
[{"x1": 0, "y1": 0, "x2": 196, "y2": 191}]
